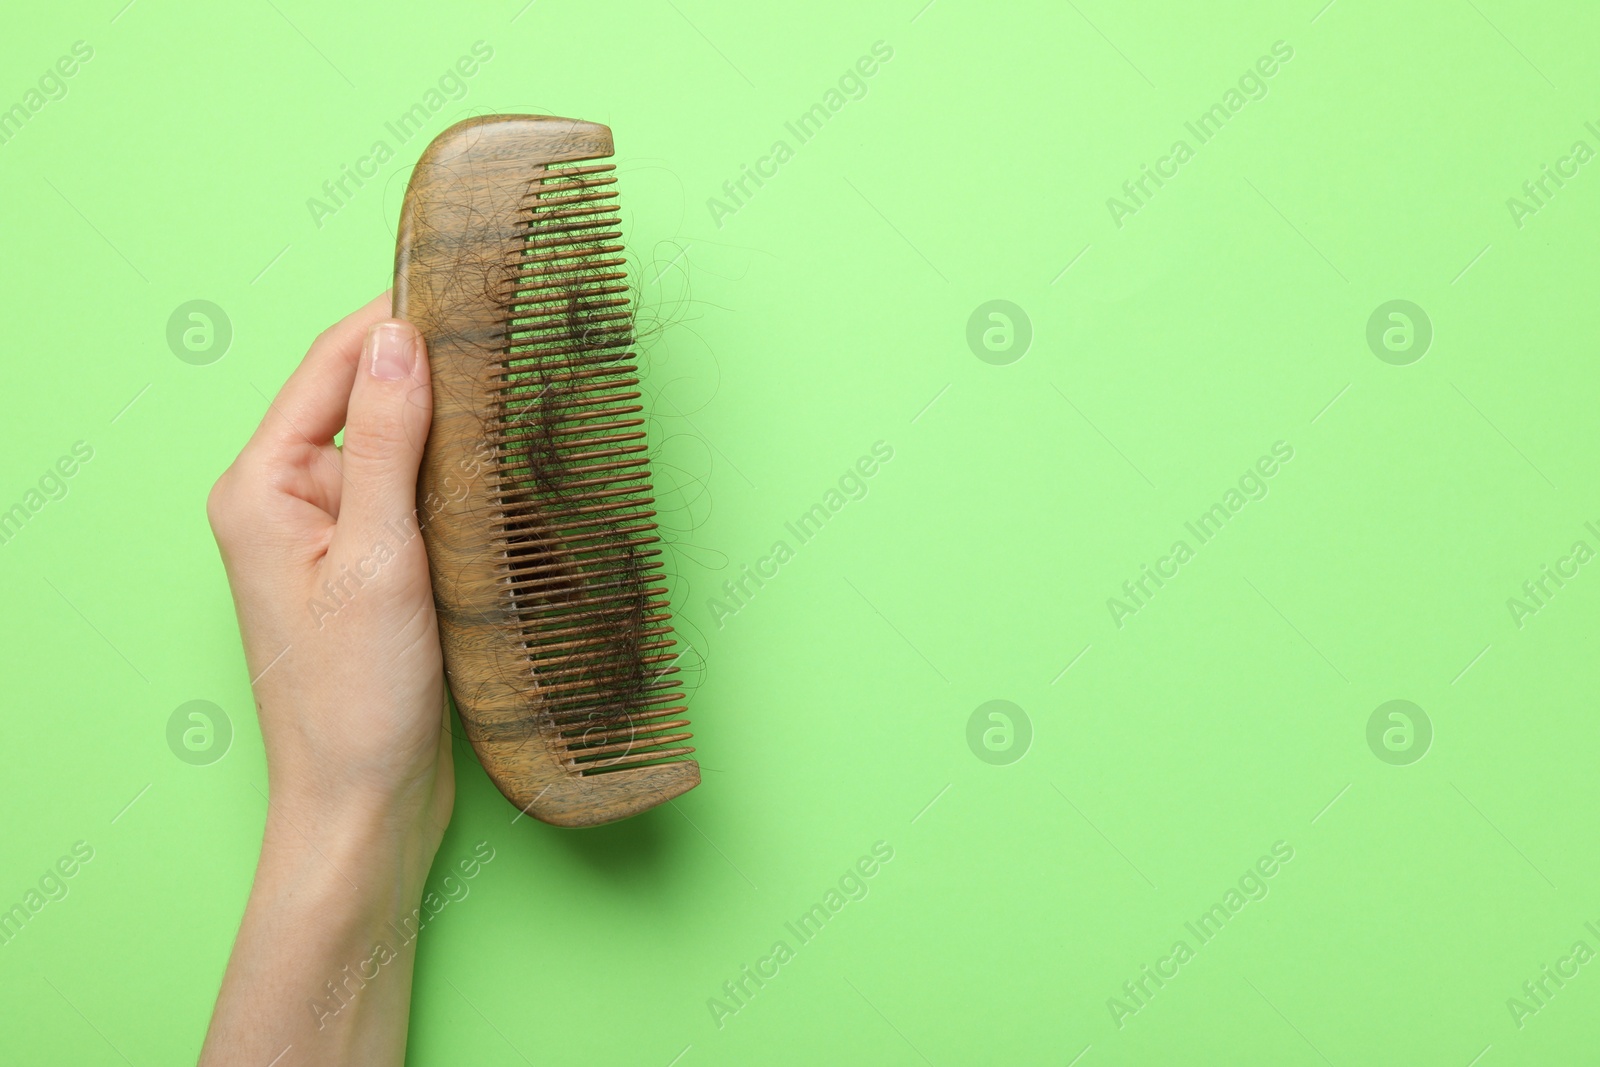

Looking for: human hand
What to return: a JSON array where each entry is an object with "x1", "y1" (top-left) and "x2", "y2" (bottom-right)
[
  {"x1": 206, "y1": 292, "x2": 452, "y2": 846},
  {"x1": 200, "y1": 294, "x2": 453, "y2": 1066}
]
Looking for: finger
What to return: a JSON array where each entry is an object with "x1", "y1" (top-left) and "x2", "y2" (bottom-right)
[
  {"x1": 334, "y1": 319, "x2": 432, "y2": 546},
  {"x1": 249, "y1": 291, "x2": 394, "y2": 454}
]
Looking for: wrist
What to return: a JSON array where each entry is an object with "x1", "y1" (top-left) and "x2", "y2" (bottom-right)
[
  {"x1": 261, "y1": 787, "x2": 443, "y2": 894},
  {"x1": 223, "y1": 801, "x2": 434, "y2": 1065}
]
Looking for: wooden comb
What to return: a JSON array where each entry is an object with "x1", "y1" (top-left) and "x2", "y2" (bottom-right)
[{"x1": 393, "y1": 115, "x2": 698, "y2": 827}]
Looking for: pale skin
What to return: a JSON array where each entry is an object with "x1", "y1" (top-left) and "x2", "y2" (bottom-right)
[{"x1": 199, "y1": 294, "x2": 450, "y2": 1065}]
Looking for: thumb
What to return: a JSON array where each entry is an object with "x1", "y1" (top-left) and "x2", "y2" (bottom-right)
[{"x1": 337, "y1": 319, "x2": 432, "y2": 543}]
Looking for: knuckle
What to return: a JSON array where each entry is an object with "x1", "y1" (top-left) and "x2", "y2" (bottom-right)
[
  {"x1": 343, "y1": 399, "x2": 427, "y2": 466},
  {"x1": 340, "y1": 420, "x2": 405, "y2": 466},
  {"x1": 310, "y1": 321, "x2": 344, "y2": 353},
  {"x1": 205, "y1": 470, "x2": 235, "y2": 539},
  {"x1": 205, "y1": 459, "x2": 265, "y2": 544}
]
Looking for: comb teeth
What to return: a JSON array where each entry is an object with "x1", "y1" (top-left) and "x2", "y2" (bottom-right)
[{"x1": 488, "y1": 161, "x2": 693, "y2": 776}]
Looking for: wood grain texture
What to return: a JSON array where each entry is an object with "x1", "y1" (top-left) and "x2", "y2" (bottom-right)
[{"x1": 393, "y1": 115, "x2": 698, "y2": 828}]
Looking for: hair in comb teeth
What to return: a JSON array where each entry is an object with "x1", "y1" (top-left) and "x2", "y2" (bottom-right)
[{"x1": 393, "y1": 115, "x2": 699, "y2": 827}]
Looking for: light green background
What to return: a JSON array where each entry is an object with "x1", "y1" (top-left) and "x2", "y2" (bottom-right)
[{"x1": 4, "y1": 0, "x2": 1600, "y2": 1063}]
